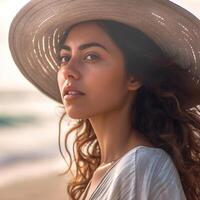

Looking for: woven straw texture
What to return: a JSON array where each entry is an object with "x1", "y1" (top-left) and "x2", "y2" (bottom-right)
[{"x1": 9, "y1": 0, "x2": 200, "y2": 107}]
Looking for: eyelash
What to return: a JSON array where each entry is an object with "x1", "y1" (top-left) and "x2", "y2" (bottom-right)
[{"x1": 59, "y1": 53, "x2": 100, "y2": 64}]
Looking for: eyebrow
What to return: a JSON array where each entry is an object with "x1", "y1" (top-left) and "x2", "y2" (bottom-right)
[{"x1": 60, "y1": 42, "x2": 108, "y2": 52}]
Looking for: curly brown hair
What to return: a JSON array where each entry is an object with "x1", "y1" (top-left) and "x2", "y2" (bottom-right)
[{"x1": 57, "y1": 20, "x2": 200, "y2": 200}]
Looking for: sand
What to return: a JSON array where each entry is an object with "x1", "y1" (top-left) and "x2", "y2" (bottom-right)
[
  {"x1": 0, "y1": 157, "x2": 75, "y2": 200},
  {"x1": 0, "y1": 171, "x2": 71, "y2": 200}
]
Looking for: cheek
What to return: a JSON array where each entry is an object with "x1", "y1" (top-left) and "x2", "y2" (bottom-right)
[
  {"x1": 63, "y1": 76, "x2": 128, "y2": 120},
  {"x1": 88, "y1": 71, "x2": 128, "y2": 111}
]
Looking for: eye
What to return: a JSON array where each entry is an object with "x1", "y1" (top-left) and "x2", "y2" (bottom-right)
[
  {"x1": 60, "y1": 55, "x2": 71, "y2": 63},
  {"x1": 84, "y1": 54, "x2": 100, "y2": 62}
]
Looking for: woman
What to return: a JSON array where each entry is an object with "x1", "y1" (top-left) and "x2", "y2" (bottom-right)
[{"x1": 9, "y1": 0, "x2": 200, "y2": 200}]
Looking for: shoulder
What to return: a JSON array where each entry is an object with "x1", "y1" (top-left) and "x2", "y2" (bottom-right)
[
  {"x1": 110, "y1": 146, "x2": 171, "y2": 182},
  {"x1": 134, "y1": 146, "x2": 186, "y2": 199},
  {"x1": 135, "y1": 146, "x2": 179, "y2": 182},
  {"x1": 113, "y1": 146, "x2": 172, "y2": 175},
  {"x1": 103, "y1": 146, "x2": 186, "y2": 199},
  {"x1": 135, "y1": 146, "x2": 172, "y2": 171}
]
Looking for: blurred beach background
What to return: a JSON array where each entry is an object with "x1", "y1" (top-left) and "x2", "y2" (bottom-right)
[
  {"x1": 0, "y1": 0, "x2": 76, "y2": 199},
  {"x1": 0, "y1": 0, "x2": 200, "y2": 200}
]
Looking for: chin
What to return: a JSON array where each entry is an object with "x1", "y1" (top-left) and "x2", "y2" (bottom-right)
[{"x1": 66, "y1": 109, "x2": 88, "y2": 120}]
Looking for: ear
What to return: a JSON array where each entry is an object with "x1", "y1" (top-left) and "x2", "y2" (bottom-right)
[{"x1": 127, "y1": 76, "x2": 143, "y2": 91}]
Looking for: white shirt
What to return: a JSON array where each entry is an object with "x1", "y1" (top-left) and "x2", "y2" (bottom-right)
[{"x1": 83, "y1": 146, "x2": 186, "y2": 200}]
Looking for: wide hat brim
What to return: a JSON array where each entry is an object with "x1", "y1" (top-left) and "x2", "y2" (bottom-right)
[{"x1": 9, "y1": 0, "x2": 200, "y2": 108}]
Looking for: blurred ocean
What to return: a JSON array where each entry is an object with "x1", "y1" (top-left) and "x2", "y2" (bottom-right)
[{"x1": 0, "y1": 89, "x2": 72, "y2": 187}]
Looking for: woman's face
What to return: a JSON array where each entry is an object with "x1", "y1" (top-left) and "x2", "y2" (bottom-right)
[{"x1": 57, "y1": 21, "x2": 136, "y2": 119}]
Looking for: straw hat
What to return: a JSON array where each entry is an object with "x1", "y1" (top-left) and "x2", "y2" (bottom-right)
[{"x1": 9, "y1": 0, "x2": 200, "y2": 108}]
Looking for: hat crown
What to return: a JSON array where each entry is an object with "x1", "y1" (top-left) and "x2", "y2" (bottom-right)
[{"x1": 9, "y1": 0, "x2": 200, "y2": 107}]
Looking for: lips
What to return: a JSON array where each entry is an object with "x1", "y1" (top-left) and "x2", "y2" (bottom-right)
[
  {"x1": 67, "y1": 91, "x2": 84, "y2": 95},
  {"x1": 62, "y1": 85, "x2": 85, "y2": 98}
]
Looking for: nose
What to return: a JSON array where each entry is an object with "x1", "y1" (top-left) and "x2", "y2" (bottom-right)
[{"x1": 59, "y1": 58, "x2": 80, "y2": 80}]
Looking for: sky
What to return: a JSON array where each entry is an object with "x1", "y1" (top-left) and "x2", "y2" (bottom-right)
[
  {"x1": 0, "y1": 0, "x2": 31, "y2": 90},
  {"x1": 0, "y1": 0, "x2": 200, "y2": 91}
]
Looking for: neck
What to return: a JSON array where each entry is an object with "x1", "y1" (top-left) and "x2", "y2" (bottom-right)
[{"x1": 88, "y1": 98, "x2": 139, "y2": 164}]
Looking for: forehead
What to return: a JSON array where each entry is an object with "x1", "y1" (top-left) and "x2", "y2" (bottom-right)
[
  {"x1": 64, "y1": 22, "x2": 112, "y2": 45},
  {"x1": 59, "y1": 21, "x2": 125, "y2": 61}
]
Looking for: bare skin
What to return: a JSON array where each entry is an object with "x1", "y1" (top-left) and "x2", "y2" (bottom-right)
[{"x1": 57, "y1": 21, "x2": 153, "y2": 199}]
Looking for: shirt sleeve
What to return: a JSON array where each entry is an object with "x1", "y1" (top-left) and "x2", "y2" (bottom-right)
[{"x1": 135, "y1": 148, "x2": 187, "y2": 200}]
